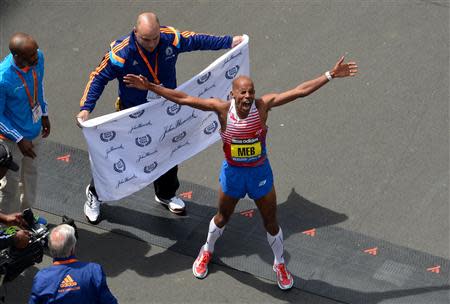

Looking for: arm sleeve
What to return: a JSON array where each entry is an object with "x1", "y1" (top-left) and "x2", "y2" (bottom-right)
[
  {"x1": 0, "y1": 81, "x2": 23, "y2": 142},
  {"x1": 38, "y1": 51, "x2": 48, "y2": 116},
  {"x1": 96, "y1": 265, "x2": 118, "y2": 304},
  {"x1": 171, "y1": 27, "x2": 232, "y2": 52},
  {"x1": 28, "y1": 276, "x2": 42, "y2": 304},
  {"x1": 79, "y1": 52, "x2": 120, "y2": 112}
]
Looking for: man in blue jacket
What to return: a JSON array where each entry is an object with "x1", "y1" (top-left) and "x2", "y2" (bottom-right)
[
  {"x1": 77, "y1": 12, "x2": 243, "y2": 223},
  {"x1": 0, "y1": 33, "x2": 51, "y2": 213},
  {"x1": 29, "y1": 224, "x2": 117, "y2": 304}
]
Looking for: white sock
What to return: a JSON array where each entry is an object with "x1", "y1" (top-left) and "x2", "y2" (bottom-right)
[
  {"x1": 267, "y1": 227, "x2": 285, "y2": 265},
  {"x1": 203, "y1": 217, "x2": 224, "y2": 253}
]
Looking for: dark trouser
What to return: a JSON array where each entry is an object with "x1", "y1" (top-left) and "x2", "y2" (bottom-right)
[{"x1": 89, "y1": 165, "x2": 180, "y2": 201}]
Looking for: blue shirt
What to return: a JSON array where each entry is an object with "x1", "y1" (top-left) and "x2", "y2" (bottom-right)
[
  {"x1": 80, "y1": 26, "x2": 232, "y2": 111},
  {"x1": 29, "y1": 256, "x2": 117, "y2": 304},
  {"x1": 0, "y1": 50, "x2": 48, "y2": 142}
]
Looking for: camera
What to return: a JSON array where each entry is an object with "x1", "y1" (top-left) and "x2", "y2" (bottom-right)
[
  {"x1": 0, "y1": 208, "x2": 49, "y2": 284},
  {"x1": 0, "y1": 209, "x2": 77, "y2": 285}
]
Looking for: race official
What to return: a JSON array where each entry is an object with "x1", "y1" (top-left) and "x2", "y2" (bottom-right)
[
  {"x1": 77, "y1": 12, "x2": 243, "y2": 223},
  {"x1": 29, "y1": 224, "x2": 117, "y2": 304}
]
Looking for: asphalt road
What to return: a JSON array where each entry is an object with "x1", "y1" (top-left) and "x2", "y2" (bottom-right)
[{"x1": 1, "y1": 1, "x2": 448, "y2": 303}]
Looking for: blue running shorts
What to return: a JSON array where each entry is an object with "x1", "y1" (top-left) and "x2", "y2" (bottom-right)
[{"x1": 219, "y1": 158, "x2": 273, "y2": 200}]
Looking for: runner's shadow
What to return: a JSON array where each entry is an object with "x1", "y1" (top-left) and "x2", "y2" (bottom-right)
[
  {"x1": 210, "y1": 187, "x2": 348, "y2": 266},
  {"x1": 219, "y1": 267, "x2": 450, "y2": 303},
  {"x1": 277, "y1": 187, "x2": 348, "y2": 233},
  {"x1": 94, "y1": 184, "x2": 348, "y2": 273}
]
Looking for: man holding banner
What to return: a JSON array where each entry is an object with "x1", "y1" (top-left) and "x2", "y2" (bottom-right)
[
  {"x1": 77, "y1": 12, "x2": 243, "y2": 223},
  {"x1": 123, "y1": 56, "x2": 358, "y2": 290}
]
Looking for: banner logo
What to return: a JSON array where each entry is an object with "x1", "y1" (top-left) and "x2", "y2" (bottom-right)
[
  {"x1": 198, "y1": 84, "x2": 216, "y2": 97},
  {"x1": 129, "y1": 110, "x2": 145, "y2": 118},
  {"x1": 117, "y1": 174, "x2": 137, "y2": 189},
  {"x1": 135, "y1": 135, "x2": 152, "y2": 147},
  {"x1": 144, "y1": 161, "x2": 158, "y2": 174},
  {"x1": 113, "y1": 159, "x2": 126, "y2": 173},
  {"x1": 197, "y1": 72, "x2": 211, "y2": 84},
  {"x1": 222, "y1": 50, "x2": 243, "y2": 67},
  {"x1": 100, "y1": 131, "x2": 116, "y2": 142},
  {"x1": 129, "y1": 120, "x2": 152, "y2": 134},
  {"x1": 105, "y1": 144, "x2": 124, "y2": 159},
  {"x1": 225, "y1": 65, "x2": 240, "y2": 79},
  {"x1": 204, "y1": 121, "x2": 218, "y2": 134},
  {"x1": 167, "y1": 103, "x2": 182, "y2": 116},
  {"x1": 147, "y1": 91, "x2": 161, "y2": 100},
  {"x1": 172, "y1": 131, "x2": 187, "y2": 143}
]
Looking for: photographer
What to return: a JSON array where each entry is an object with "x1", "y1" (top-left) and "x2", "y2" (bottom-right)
[
  {"x1": 0, "y1": 143, "x2": 30, "y2": 250},
  {"x1": 0, "y1": 212, "x2": 30, "y2": 250},
  {"x1": 29, "y1": 224, "x2": 117, "y2": 304}
]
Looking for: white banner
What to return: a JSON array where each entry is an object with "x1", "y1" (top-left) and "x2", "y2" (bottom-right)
[{"x1": 80, "y1": 35, "x2": 250, "y2": 201}]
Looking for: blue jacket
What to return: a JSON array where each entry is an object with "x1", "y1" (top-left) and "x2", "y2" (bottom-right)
[
  {"x1": 29, "y1": 256, "x2": 117, "y2": 304},
  {"x1": 80, "y1": 26, "x2": 232, "y2": 111},
  {"x1": 0, "y1": 50, "x2": 48, "y2": 142}
]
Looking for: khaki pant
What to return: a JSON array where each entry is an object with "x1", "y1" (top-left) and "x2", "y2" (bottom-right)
[{"x1": 0, "y1": 136, "x2": 40, "y2": 213}]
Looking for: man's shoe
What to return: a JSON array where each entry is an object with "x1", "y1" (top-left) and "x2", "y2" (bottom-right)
[
  {"x1": 0, "y1": 176, "x2": 7, "y2": 190},
  {"x1": 273, "y1": 263, "x2": 294, "y2": 290},
  {"x1": 84, "y1": 185, "x2": 101, "y2": 224},
  {"x1": 192, "y1": 248, "x2": 212, "y2": 279},
  {"x1": 155, "y1": 195, "x2": 185, "y2": 214}
]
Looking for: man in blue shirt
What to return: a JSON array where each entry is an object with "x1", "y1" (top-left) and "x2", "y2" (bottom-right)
[
  {"x1": 76, "y1": 12, "x2": 243, "y2": 223},
  {"x1": 0, "y1": 33, "x2": 50, "y2": 213},
  {"x1": 29, "y1": 224, "x2": 117, "y2": 304}
]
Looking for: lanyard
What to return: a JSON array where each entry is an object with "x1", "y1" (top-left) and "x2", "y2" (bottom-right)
[
  {"x1": 53, "y1": 258, "x2": 79, "y2": 265},
  {"x1": 14, "y1": 68, "x2": 39, "y2": 108},
  {"x1": 135, "y1": 42, "x2": 160, "y2": 85}
]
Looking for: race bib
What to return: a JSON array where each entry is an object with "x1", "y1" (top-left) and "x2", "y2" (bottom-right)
[
  {"x1": 231, "y1": 138, "x2": 262, "y2": 161},
  {"x1": 32, "y1": 104, "x2": 42, "y2": 123}
]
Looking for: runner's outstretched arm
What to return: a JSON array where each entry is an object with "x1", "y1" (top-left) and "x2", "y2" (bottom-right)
[
  {"x1": 123, "y1": 74, "x2": 223, "y2": 112},
  {"x1": 263, "y1": 56, "x2": 358, "y2": 109}
]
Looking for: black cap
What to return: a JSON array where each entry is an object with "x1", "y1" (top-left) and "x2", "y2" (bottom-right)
[{"x1": 0, "y1": 144, "x2": 19, "y2": 171}]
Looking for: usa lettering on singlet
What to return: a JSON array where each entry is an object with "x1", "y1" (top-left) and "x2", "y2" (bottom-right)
[{"x1": 220, "y1": 99, "x2": 267, "y2": 167}]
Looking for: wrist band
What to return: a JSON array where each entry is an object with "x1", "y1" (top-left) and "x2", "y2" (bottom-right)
[{"x1": 325, "y1": 71, "x2": 332, "y2": 81}]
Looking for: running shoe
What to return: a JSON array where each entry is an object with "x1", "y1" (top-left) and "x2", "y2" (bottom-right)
[
  {"x1": 84, "y1": 185, "x2": 101, "y2": 224},
  {"x1": 0, "y1": 176, "x2": 7, "y2": 190},
  {"x1": 273, "y1": 263, "x2": 294, "y2": 290},
  {"x1": 192, "y1": 248, "x2": 212, "y2": 279},
  {"x1": 155, "y1": 195, "x2": 185, "y2": 214}
]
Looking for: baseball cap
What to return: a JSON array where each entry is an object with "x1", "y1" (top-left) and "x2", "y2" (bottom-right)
[{"x1": 0, "y1": 144, "x2": 19, "y2": 171}]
